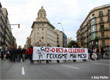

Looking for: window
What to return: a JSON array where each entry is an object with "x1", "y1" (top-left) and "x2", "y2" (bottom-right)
[
  {"x1": 108, "y1": 16, "x2": 110, "y2": 23},
  {"x1": 108, "y1": 9, "x2": 110, "y2": 16},
  {"x1": 108, "y1": 9, "x2": 110, "y2": 22},
  {"x1": 42, "y1": 28, "x2": 44, "y2": 31},
  {"x1": 91, "y1": 25, "x2": 96, "y2": 32},
  {"x1": 42, "y1": 37, "x2": 44, "y2": 39},
  {"x1": 102, "y1": 40, "x2": 105, "y2": 45},
  {"x1": 101, "y1": 32, "x2": 104, "y2": 37},
  {"x1": 100, "y1": 25, "x2": 104, "y2": 30},
  {"x1": 91, "y1": 18, "x2": 96, "y2": 25},
  {"x1": 100, "y1": 17, "x2": 103, "y2": 23},
  {"x1": 92, "y1": 14, "x2": 94, "y2": 16},
  {"x1": 37, "y1": 24, "x2": 40, "y2": 26},
  {"x1": 92, "y1": 33, "x2": 97, "y2": 40},
  {"x1": 57, "y1": 41, "x2": 59, "y2": 43},
  {"x1": 38, "y1": 14, "x2": 41, "y2": 17},
  {"x1": 99, "y1": 11, "x2": 103, "y2": 17}
]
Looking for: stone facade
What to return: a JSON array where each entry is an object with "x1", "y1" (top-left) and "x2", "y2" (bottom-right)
[
  {"x1": 77, "y1": 4, "x2": 110, "y2": 49},
  {"x1": 55, "y1": 29, "x2": 67, "y2": 47},
  {"x1": 26, "y1": 36, "x2": 31, "y2": 49},
  {"x1": 55, "y1": 29, "x2": 63, "y2": 47},
  {"x1": 0, "y1": 3, "x2": 17, "y2": 48},
  {"x1": 30, "y1": 6, "x2": 57, "y2": 47}
]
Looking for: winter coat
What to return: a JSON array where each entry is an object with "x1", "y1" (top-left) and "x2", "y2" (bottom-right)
[
  {"x1": 17, "y1": 48, "x2": 22, "y2": 55},
  {"x1": 28, "y1": 48, "x2": 33, "y2": 55}
]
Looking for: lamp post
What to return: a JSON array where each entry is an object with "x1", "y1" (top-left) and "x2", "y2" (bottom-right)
[
  {"x1": 58, "y1": 22, "x2": 67, "y2": 47},
  {"x1": 58, "y1": 22, "x2": 64, "y2": 33}
]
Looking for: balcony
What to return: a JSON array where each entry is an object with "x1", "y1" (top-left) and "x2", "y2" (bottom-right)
[
  {"x1": 83, "y1": 35, "x2": 87, "y2": 39},
  {"x1": 105, "y1": 44, "x2": 110, "y2": 47},
  {"x1": 100, "y1": 27, "x2": 110, "y2": 31},
  {"x1": 100, "y1": 44, "x2": 110, "y2": 47},
  {"x1": 99, "y1": 20, "x2": 104, "y2": 24},
  {"x1": 100, "y1": 35, "x2": 110, "y2": 39}
]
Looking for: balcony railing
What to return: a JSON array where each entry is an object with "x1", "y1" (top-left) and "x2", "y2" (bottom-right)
[
  {"x1": 99, "y1": 20, "x2": 104, "y2": 24},
  {"x1": 100, "y1": 35, "x2": 110, "y2": 39},
  {"x1": 100, "y1": 27, "x2": 110, "y2": 31},
  {"x1": 99, "y1": 44, "x2": 110, "y2": 47},
  {"x1": 105, "y1": 44, "x2": 110, "y2": 47}
]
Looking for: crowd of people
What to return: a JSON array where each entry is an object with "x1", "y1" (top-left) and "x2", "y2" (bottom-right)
[
  {"x1": 0, "y1": 45, "x2": 34, "y2": 63},
  {"x1": 88, "y1": 46, "x2": 109, "y2": 60},
  {"x1": 0, "y1": 45, "x2": 109, "y2": 63}
]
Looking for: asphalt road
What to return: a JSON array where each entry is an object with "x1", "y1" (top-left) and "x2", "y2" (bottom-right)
[{"x1": 0, "y1": 59, "x2": 110, "y2": 80}]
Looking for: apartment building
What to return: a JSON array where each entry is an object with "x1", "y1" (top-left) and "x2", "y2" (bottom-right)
[
  {"x1": 77, "y1": 4, "x2": 110, "y2": 49},
  {"x1": 0, "y1": 3, "x2": 17, "y2": 48}
]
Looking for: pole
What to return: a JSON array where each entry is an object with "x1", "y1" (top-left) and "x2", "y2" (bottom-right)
[
  {"x1": 58, "y1": 23, "x2": 64, "y2": 33},
  {"x1": 58, "y1": 22, "x2": 66, "y2": 47},
  {"x1": 8, "y1": 24, "x2": 20, "y2": 28}
]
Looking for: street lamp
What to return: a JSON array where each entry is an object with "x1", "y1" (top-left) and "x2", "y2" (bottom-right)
[
  {"x1": 58, "y1": 22, "x2": 64, "y2": 33},
  {"x1": 58, "y1": 22, "x2": 67, "y2": 47}
]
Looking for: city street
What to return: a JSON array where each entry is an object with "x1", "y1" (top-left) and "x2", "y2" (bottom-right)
[
  {"x1": 0, "y1": 59, "x2": 109, "y2": 80},
  {"x1": 0, "y1": 1, "x2": 110, "y2": 80}
]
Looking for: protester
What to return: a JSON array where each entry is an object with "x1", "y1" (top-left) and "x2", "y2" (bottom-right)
[
  {"x1": 100, "y1": 48, "x2": 105, "y2": 59},
  {"x1": 13, "y1": 47, "x2": 17, "y2": 62},
  {"x1": 105, "y1": 46, "x2": 109, "y2": 58},
  {"x1": 92, "y1": 53, "x2": 97, "y2": 60},
  {"x1": 92, "y1": 47, "x2": 97, "y2": 60},
  {"x1": 37, "y1": 45, "x2": 42, "y2": 63},
  {"x1": 17, "y1": 46, "x2": 23, "y2": 62},
  {"x1": 96, "y1": 47, "x2": 100, "y2": 60},
  {"x1": 1, "y1": 47, "x2": 6, "y2": 60},
  {"x1": 28, "y1": 45, "x2": 33, "y2": 63},
  {"x1": 5, "y1": 49, "x2": 10, "y2": 59},
  {"x1": 9, "y1": 47, "x2": 13, "y2": 61},
  {"x1": 25, "y1": 49, "x2": 28, "y2": 59},
  {"x1": 22, "y1": 47, "x2": 26, "y2": 62},
  {"x1": 0, "y1": 47, "x2": 2, "y2": 58},
  {"x1": 88, "y1": 47, "x2": 93, "y2": 59},
  {"x1": 9, "y1": 46, "x2": 17, "y2": 62},
  {"x1": 46, "y1": 44, "x2": 51, "y2": 63}
]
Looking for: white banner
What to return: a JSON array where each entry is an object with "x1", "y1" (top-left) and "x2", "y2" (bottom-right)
[{"x1": 33, "y1": 47, "x2": 88, "y2": 60}]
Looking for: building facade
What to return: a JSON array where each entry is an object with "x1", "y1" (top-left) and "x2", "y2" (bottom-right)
[
  {"x1": 62, "y1": 32, "x2": 67, "y2": 47},
  {"x1": 26, "y1": 36, "x2": 31, "y2": 49},
  {"x1": 67, "y1": 37, "x2": 72, "y2": 44},
  {"x1": 30, "y1": 6, "x2": 57, "y2": 47},
  {"x1": 77, "y1": 4, "x2": 110, "y2": 49},
  {"x1": 55, "y1": 29, "x2": 67, "y2": 47},
  {"x1": 0, "y1": 3, "x2": 17, "y2": 48}
]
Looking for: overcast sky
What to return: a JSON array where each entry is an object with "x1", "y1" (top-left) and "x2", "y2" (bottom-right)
[{"x1": 0, "y1": 0, "x2": 110, "y2": 47}]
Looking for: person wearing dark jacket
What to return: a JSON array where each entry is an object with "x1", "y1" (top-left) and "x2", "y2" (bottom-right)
[
  {"x1": 28, "y1": 46, "x2": 33, "y2": 63},
  {"x1": 1, "y1": 48, "x2": 6, "y2": 60},
  {"x1": 17, "y1": 46, "x2": 23, "y2": 62},
  {"x1": 25, "y1": 49, "x2": 28, "y2": 59},
  {"x1": 10, "y1": 47, "x2": 17, "y2": 62},
  {"x1": 13, "y1": 47, "x2": 17, "y2": 62},
  {"x1": 22, "y1": 47, "x2": 26, "y2": 62},
  {"x1": 96, "y1": 47, "x2": 100, "y2": 60},
  {"x1": 101, "y1": 48, "x2": 105, "y2": 59}
]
